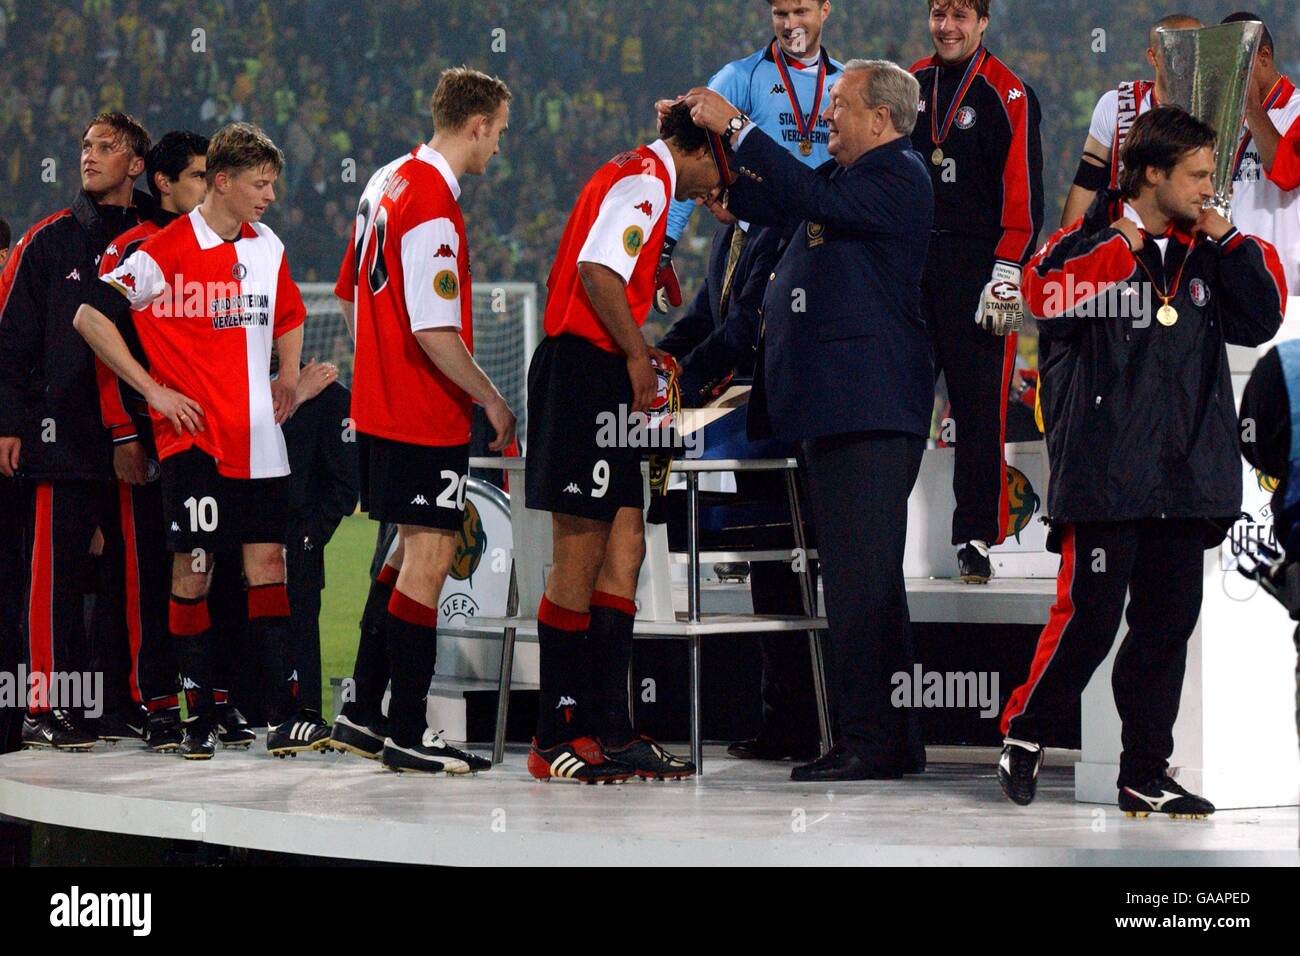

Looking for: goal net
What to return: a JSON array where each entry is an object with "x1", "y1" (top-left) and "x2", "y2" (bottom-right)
[{"x1": 298, "y1": 281, "x2": 540, "y2": 445}]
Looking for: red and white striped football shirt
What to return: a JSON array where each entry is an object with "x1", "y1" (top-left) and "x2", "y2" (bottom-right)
[
  {"x1": 543, "y1": 140, "x2": 677, "y2": 353},
  {"x1": 335, "y1": 144, "x2": 474, "y2": 446},
  {"x1": 1231, "y1": 75, "x2": 1300, "y2": 296},
  {"x1": 100, "y1": 207, "x2": 306, "y2": 479}
]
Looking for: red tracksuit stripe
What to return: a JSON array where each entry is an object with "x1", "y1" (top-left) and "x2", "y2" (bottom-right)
[
  {"x1": 1025, "y1": 230, "x2": 1134, "y2": 318},
  {"x1": 1249, "y1": 236, "x2": 1290, "y2": 316},
  {"x1": 0, "y1": 210, "x2": 70, "y2": 320},
  {"x1": 119, "y1": 482, "x2": 143, "y2": 705},
  {"x1": 993, "y1": 332, "x2": 1017, "y2": 545},
  {"x1": 96, "y1": 357, "x2": 135, "y2": 433},
  {"x1": 999, "y1": 524, "x2": 1077, "y2": 735},
  {"x1": 979, "y1": 61, "x2": 1036, "y2": 263},
  {"x1": 28, "y1": 483, "x2": 54, "y2": 712}
]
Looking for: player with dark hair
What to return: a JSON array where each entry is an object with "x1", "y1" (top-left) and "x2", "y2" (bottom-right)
[
  {"x1": 0, "y1": 111, "x2": 153, "y2": 750},
  {"x1": 523, "y1": 102, "x2": 728, "y2": 782},
  {"x1": 75, "y1": 123, "x2": 310, "y2": 760},
  {"x1": 999, "y1": 107, "x2": 1286, "y2": 815},
  {"x1": 92, "y1": 130, "x2": 209, "y2": 750},
  {"x1": 1222, "y1": 11, "x2": 1300, "y2": 295},
  {"x1": 910, "y1": 0, "x2": 1044, "y2": 583},
  {"x1": 1058, "y1": 13, "x2": 1204, "y2": 228},
  {"x1": 328, "y1": 67, "x2": 514, "y2": 774}
]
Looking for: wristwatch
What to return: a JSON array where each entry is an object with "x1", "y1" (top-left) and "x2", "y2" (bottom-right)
[{"x1": 725, "y1": 112, "x2": 751, "y2": 139}]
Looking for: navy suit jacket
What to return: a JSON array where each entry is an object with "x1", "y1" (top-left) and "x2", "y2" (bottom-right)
[
  {"x1": 657, "y1": 221, "x2": 783, "y2": 404},
  {"x1": 727, "y1": 130, "x2": 935, "y2": 442}
]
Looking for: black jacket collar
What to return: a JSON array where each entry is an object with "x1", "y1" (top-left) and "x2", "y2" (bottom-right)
[{"x1": 72, "y1": 188, "x2": 156, "y2": 249}]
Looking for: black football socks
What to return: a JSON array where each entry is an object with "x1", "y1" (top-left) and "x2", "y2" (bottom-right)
[
  {"x1": 247, "y1": 583, "x2": 295, "y2": 727},
  {"x1": 588, "y1": 591, "x2": 636, "y2": 748},
  {"x1": 345, "y1": 563, "x2": 398, "y2": 725},
  {"x1": 536, "y1": 595, "x2": 591, "y2": 748},
  {"x1": 385, "y1": 587, "x2": 439, "y2": 748}
]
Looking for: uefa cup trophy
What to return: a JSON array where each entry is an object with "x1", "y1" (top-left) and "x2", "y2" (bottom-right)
[{"x1": 1157, "y1": 20, "x2": 1264, "y2": 217}]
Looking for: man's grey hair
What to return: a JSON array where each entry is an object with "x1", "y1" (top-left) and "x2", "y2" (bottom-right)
[{"x1": 842, "y1": 59, "x2": 921, "y2": 136}]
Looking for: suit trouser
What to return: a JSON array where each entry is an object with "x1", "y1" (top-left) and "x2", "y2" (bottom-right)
[
  {"x1": 95, "y1": 478, "x2": 178, "y2": 712},
  {"x1": 801, "y1": 430, "x2": 926, "y2": 766},
  {"x1": 1000, "y1": 519, "x2": 1205, "y2": 788},
  {"x1": 737, "y1": 470, "x2": 819, "y2": 747},
  {"x1": 921, "y1": 234, "x2": 1016, "y2": 546},
  {"x1": 25, "y1": 480, "x2": 117, "y2": 714},
  {"x1": 0, "y1": 478, "x2": 28, "y2": 751}
]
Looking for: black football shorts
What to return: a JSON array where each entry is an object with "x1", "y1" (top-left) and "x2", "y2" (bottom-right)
[
  {"x1": 359, "y1": 433, "x2": 469, "y2": 530},
  {"x1": 160, "y1": 447, "x2": 288, "y2": 552},
  {"x1": 525, "y1": 334, "x2": 644, "y2": 522}
]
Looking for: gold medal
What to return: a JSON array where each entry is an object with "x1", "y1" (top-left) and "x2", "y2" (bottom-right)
[
  {"x1": 931, "y1": 148, "x2": 944, "y2": 166},
  {"x1": 1157, "y1": 303, "x2": 1179, "y2": 327},
  {"x1": 799, "y1": 139, "x2": 813, "y2": 157}
]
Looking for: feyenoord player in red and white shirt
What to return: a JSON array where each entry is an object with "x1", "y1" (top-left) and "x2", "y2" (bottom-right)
[
  {"x1": 75, "y1": 124, "x2": 308, "y2": 760},
  {"x1": 1059, "y1": 13, "x2": 1203, "y2": 228},
  {"x1": 328, "y1": 68, "x2": 516, "y2": 775},
  {"x1": 1226, "y1": 12, "x2": 1300, "y2": 297},
  {"x1": 523, "y1": 103, "x2": 728, "y2": 782}
]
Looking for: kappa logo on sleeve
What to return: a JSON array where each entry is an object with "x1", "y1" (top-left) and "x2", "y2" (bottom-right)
[
  {"x1": 623, "y1": 226, "x2": 645, "y2": 257},
  {"x1": 434, "y1": 243, "x2": 455, "y2": 258},
  {"x1": 1007, "y1": 88, "x2": 1024, "y2": 103},
  {"x1": 633, "y1": 201, "x2": 653, "y2": 217},
  {"x1": 433, "y1": 269, "x2": 459, "y2": 300}
]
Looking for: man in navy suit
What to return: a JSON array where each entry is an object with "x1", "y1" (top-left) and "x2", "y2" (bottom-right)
[{"x1": 681, "y1": 58, "x2": 935, "y2": 781}]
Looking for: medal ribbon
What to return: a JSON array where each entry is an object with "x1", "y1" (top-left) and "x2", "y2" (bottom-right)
[
  {"x1": 1131, "y1": 236, "x2": 1198, "y2": 313},
  {"x1": 931, "y1": 46, "x2": 987, "y2": 148},
  {"x1": 771, "y1": 40, "x2": 827, "y2": 150},
  {"x1": 1232, "y1": 77, "x2": 1287, "y2": 181}
]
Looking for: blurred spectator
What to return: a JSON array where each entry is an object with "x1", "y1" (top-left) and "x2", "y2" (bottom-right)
[{"x1": 0, "y1": 0, "x2": 1293, "y2": 362}]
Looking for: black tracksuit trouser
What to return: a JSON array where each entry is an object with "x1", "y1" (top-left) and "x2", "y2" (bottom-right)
[
  {"x1": 1001, "y1": 518, "x2": 1206, "y2": 788},
  {"x1": 921, "y1": 234, "x2": 1016, "y2": 547}
]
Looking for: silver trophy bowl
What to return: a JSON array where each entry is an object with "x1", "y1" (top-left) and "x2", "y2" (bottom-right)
[{"x1": 1157, "y1": 20, "x2": 1263, "y2": 217}]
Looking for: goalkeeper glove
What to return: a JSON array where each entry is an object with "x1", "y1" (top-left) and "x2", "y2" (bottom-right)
[{"x1": 976, "y1": 260, "x2": 1024, "y2": 336}]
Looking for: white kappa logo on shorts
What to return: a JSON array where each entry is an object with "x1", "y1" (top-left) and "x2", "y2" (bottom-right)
[
  {"x1": 563, "y1": 483, "x2": 582, "y2": 495},
  {"x1": 170, "y1": 522, "x2": 180, "y2": 531},
  {"x1": 411, "y1": 495, "x2": 430, "y2": 506}
]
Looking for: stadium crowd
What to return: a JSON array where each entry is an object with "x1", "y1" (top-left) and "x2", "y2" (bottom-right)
[{"x1": 1, "y1": 0, "x2": 1295, "y2": 331}]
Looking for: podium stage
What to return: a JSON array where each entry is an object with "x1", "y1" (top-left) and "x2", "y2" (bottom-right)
[{"x1": 0, "y1": 738, "x2": 1293, "y2": 866}]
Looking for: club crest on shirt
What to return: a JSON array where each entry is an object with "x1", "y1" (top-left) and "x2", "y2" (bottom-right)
[
  {"x1": 807, "y1": 221, "x2": 824, "y2": 248},
  {"x1": 1189, "y1": 277, "x2": 1209, "y2": 307},
  {"x1": 623, "y1": 225, "x2": 644, "y2": 256},
  {"x1": 232, "y1": 262, "x2": 247, "y2": 280},
  {"x1": 434, "y1": 269, "x2": 458, "y2": 300},
  {"x1": 955, "y1": 106, "x2": 976, "y2": 129}
]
